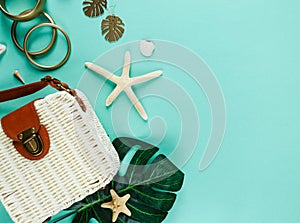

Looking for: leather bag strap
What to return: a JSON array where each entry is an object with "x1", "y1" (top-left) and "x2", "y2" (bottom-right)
[
  {"x1": 0, "y1": 81, "x2": 48, "y2": 103},
  {"x1": 0, "y1": 76, "x2": 73, "y2": 103},
  {"x1": 0, "y1": 76, "x2": 87, "y2": 111}
]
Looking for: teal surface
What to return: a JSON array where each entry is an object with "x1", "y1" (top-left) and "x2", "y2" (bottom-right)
[{"x1": 0, "y1": 0, "x2": 300, "y2": 223}]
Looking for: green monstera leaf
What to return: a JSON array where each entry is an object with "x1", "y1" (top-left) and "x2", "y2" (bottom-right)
[{"x1": 67, "y1": 137, "x2": 185, "y2": 223}]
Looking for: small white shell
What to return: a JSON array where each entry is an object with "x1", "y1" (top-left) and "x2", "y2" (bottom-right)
[
  {"x1": 0, "y1": 43, "x2": 6, "y2": 56},
  {"x1": 139, "y1": 40, "x2": 155, "y2": 57}
]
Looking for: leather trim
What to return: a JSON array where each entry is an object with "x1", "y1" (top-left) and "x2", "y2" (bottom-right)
[
  {"x1": 1, "y1": 101, "x2": 50, "y2": 160},
  {"x1": 2, "y1": 102, "x2": 39, "y2": 141},
  {"x1": 0, "y1": 81, "x2": 48, "y2": 103}
]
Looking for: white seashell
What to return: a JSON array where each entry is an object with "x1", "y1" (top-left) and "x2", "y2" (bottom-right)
[
  {"x1": 14, "y1": 70, "x2": 25, "y2": 85},
  {"x1": 0, "y1": 44, "x2": 6, "y2": 55},
  {"x1": 139, "y1": 40, "x2": 155, "y2": 57}
]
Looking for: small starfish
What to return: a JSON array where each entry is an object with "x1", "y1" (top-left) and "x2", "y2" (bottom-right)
[
  {"x1": 85, "y1": 51, "x2": 162, "y2": 120},
  {"x1": 101, "y1": 189, "x2": 131, "y2": 222}
]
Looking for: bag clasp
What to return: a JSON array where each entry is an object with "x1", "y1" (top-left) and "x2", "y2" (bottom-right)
[{"x1": 18, "y1": 128, "x2": 44, "y2": 156}]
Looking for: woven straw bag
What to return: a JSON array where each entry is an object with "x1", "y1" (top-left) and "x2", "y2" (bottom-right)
[{"x1": 0, "y1": 76, "x2": 120, "y2": 223}]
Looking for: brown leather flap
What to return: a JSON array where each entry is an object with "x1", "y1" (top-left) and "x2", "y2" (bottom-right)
[
  {"x1": 1, "y1": 101, "x2": 50, "y2": 160},
  {"x1": 2, "y1": 102, "x2": 40, "y2": 141}
]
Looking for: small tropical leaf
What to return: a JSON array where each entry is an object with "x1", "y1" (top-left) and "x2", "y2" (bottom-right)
[
  {"x1": 83, "y1": 0, "x2": 107, "y2": 18},
  {"x1": 68, "y1": 137, "x2": 185, "y2": 223},
  {"x1": 101, "y1": 15, "x2": 125, "y2": 42}
]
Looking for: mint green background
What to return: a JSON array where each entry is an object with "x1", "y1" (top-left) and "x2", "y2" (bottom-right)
[{"x1": 1, "y1": 0, "x2": 300, "y2": 223}]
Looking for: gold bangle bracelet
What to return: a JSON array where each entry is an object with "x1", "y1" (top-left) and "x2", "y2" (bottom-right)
[
  {"x1": 11, "y1": 10, "x2": 57, "y2": 56},
  {"x1": 23, "y1": 23, "x2": 71, "y2": 70},
  {"x1": 0, "y1": 0, "x2": 46, "y2": 21}
]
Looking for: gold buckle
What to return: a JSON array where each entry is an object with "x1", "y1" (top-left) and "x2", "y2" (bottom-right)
[{"x1": 18, "y1": 128, "x2": 44, "y2": 156}]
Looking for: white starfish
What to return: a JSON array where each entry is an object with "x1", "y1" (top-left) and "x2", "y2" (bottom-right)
[{"x1": 85, "y1": 51, "x2": 162, "y2": 120}]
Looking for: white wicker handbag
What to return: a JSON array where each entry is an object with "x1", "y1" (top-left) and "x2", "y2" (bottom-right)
[{"x1": 0, "y1": 76, "x2": 120, "y2": 223}]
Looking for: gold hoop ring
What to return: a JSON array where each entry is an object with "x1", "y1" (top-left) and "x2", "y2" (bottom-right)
[
  {"x1": 11, "y1": 11, "x2": 57, "y2": 56},
  {"x1": 0, "y1": 0, "x2": 46, "y2": 21},
  {"x1": 23, "y1": 23, "x2": 71, "y2": 70}
]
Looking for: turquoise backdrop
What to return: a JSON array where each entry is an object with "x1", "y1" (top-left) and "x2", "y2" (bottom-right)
[{"x1": 0, "y1": 0, "x2": 300, "y2": 222}]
